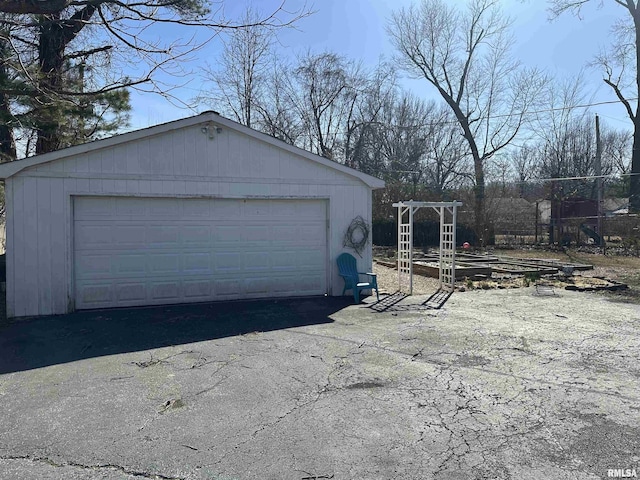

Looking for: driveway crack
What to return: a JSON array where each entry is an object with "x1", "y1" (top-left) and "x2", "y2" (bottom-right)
[{"x1": 0, "y1": 454, "x2": 186, "y2": 480}]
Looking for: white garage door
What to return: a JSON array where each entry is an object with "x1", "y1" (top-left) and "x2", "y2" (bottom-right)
[{"x1": 73, "y1": 196, "x2": 328, "y2": 310}]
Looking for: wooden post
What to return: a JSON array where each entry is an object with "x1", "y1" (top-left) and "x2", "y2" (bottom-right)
[{"x1": 595, "y1": 114, "x2": 605, "y2": 248}]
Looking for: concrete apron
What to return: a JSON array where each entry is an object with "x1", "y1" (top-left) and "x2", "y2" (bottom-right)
[{"x1": 0, "y1": 289, "x2": 639, "y2": 480}]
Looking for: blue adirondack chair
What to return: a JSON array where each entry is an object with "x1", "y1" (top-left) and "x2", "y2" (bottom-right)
[{"x1": 337, "y1": 252, "x2": 379, "y2": 304}]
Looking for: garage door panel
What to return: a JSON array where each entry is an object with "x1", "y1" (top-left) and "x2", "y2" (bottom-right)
[
  {"x1": 76, "y1": 225, "x2": 113, "y2": 246},
  {"x1": 296, "y1": 201, "x2": 325, "y2": 216},
  {"x1": 299, "y1": 250, "x2": 325, "y2": 268},
  {"x1": 271, "y1": 252, "x2": 297, "y2": 270},
  {"x1": 76, "y1": 254, "x2": 112, "y2": 276},
  {"x1": 114, "y1": 225, "x2": 147, "y2": 246},
  {"x1": 244, "y1": 201, "x2": 270, "y2": 217},
  {"x1": 182, "y1": 226, "x2": 211, "y2": 244},
  {"x1": 299, "y1": 224, "x2": 325, "y2": 242},
  {"x1": 148, "y1": 254, "x2": 180, "y2": 273},
  {"x1": 115, "y1": 198, "x2": 147, "y2": 216},
  {"x1": 75, "y1": 197, "x2": 115, "y2": 218},
  {"x1": 297, "y1": 275, "x2": 324, "y2": 293},
  {"x1": 149, "y1": 198, "x2": 179, "y2": 217},
  {"x1": 147, "y1": 226, "x2": 180, "y2": 245},
  {"x1": 214, "y1": 278, "x2": 242, "y2": 297},
  {"x1": 245, "y1": 225, "x2": 270, "y2": 242},
  {"x1": 74, "y1": 197, "x2": 327, "y2": 309},
  {"x1": 183, "y1": 253, "x2": 211, "y2": 273},
  {"x1": 215, "y1": 225, "x2": 243, "y2": 242},
  {"x1": 215, "y1": 252, "x2": 242, "y2": 272},
  {"x1": 182, "y1": 198, "x2": 211, "y2": 217},
  {"x1": 271, "y1": 277, "x2": 298, "y2": 294},
  {"x1": 150, "y1": 281, "x2": 180, "y2": 301},
  {"x1": 78, "y1": 283, "x2": 113, "y2": 306},
  {"x1": 271, "y1": 225, "x2": 297, "y2": 238},
  {"x1": 183, "y1": 280, "x2": 212, "y2": 298},
  {"x1": 244, "y1": 252, "x2": 270, "y2": 271},
  {"x1": 245, "y1": 277, "x2": 271, "y2": 295},
  {"x1": 270, "y1": 201, "x2": 297, "y2": 216},
  {"x1": 212, "y1": 201, "x2": 241, "y2": 218},
  {"x1": 115, "y1": 254, "x2": 147, "y2": 274},
  {"x1": 116, "y1": 283, "x2": 146, "y2": 302}
]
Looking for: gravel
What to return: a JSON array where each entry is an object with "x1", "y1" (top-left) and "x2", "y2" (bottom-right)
[{"x1": 372, "y1": 261, "x2": 440, "y2": 295}]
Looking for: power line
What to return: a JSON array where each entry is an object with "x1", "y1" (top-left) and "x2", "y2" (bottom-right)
[{"x1": 149, "y1": 84, "x2": 637, "y2": 129}]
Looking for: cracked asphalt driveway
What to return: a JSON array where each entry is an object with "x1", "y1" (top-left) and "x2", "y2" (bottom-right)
[{"x1": 1, "y1": 288, "x2": 639, "y2": 480}]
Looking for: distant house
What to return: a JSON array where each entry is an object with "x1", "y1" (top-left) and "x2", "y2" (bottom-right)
[
  {"x1": 604, "y1": 198, "x2": 629, "y2": 216},
  {"x1": 0, "y1": 112, "x2": 384, "y2": 318}
]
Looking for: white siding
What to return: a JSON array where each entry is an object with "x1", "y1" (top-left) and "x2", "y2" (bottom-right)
[{"x1": 7, "y1": 123, "x2": 374, "y2": 317}]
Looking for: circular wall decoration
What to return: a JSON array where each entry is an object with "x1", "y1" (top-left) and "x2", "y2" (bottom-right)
[{"x1": 343, "y1": 216, "x2": 370, "y2": 257}]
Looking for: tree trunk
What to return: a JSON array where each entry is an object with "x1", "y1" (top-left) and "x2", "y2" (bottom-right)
[
  {"x1": 630, "y1": 118, "x2": 640, "y2": 212},
  {"x1": 631, "y1": 7, "x2": 640, "y2": 213},
  {"x1": 36, "y1": 14, "x2": 66, "y2": 154},
  {"x1": 474, "y1": 171, "x2": 486, "y2": 246},
  {"x1": 35, "y1": 6, "x2": 96, "y2": 154},
  {"x1": 0, "y1": 0, "x2": 71, "y2": 14},
  {"x1": 0, "y1": 37, "x2": 16, "y2": 162},
  {"x1": 0, "y1": 93, "x2": 16, "y2": 162}
]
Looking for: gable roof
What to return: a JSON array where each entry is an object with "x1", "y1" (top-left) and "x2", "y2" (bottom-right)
[{"x1": 0, "y1": 111, "x2": 385, "y2": 189}]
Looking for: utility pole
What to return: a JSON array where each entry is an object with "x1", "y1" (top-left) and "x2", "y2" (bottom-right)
[{"x1": 595, "y1": 114, "x2": 604, "y2": 249}]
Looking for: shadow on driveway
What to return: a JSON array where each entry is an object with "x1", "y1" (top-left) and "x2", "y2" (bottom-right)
[{"x1": 0, "y1": 296, "x2": 351, "y2": 374}]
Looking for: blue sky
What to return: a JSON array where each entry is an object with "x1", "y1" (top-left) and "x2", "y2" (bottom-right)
[{"x1": 128, "y1": 0, "x2": 630, "y2": 133}]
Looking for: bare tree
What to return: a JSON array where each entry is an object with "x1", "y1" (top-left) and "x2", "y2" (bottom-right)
[
  {"x1": 343, "y1": 62, "x2": 397, "y2": 173},
  {"x1": 380, "y1": 93, "x2": 433, "y2": 192},
  {"x1": 290, "y1": 51, "x2": 362, "y2": 160},
  {"x1": 550, "y1": 0, "x2": 640, "y2": 211},
  {"x1": 254, "y1": 57, "x2": 303, "y2": 145},
  {"x1": 200, "y1": 7, "x2": 275, "y2": 128},
  {"x1": 604, "y1": 128, "x2": 633, "y2": 174},
  {"x1": 528, "y1": 75, "x2": 629, "y2": 198},
  {"x1": 388, "y1": 0, "x2": 545, "y2": 244},
  {"x1": 510, "y1": 145, "x2": 541, "y2": 198},
  {"x1": 423, "y1": 106, "x2": 471, "y2": 196}
]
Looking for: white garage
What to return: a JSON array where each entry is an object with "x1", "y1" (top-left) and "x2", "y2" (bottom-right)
[{"x1": 0, "y1": 111, "x2": 384, "y2": 317}]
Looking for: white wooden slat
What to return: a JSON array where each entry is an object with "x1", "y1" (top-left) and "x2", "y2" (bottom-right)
[
  {"x1": 88, "y1": 151, "x2": 102, "y2": 173},
  {"x1": 138, "y1": 139, "x2": 151, "y2": 173},
  {"x1": 183, "y1": 128, "x2": 197, "y2": 176},
  {"x1": 101, "y1": 147, "x2": 115, "y2": 174},
  {"x1": 50, "y1": 179, "x2": 66, "y2": 314},
  {"x1": 172, "y1": 129, "x2": 186, "y2": 176},
  {"x1": 113, "y1": 144, "x2": 128, "y2": 174},
  {"x1": 126, "y1": 180, "x2": 138, "y2": 194},
  {"x1": 36, "y1": 178, "x2": 52, "y2": 314},
  {"x1": 75, "y1": 155, "x2": 89, "y2": 173},
  {"x1": 152, "y1": 135, "x2": 172, "y2": 175},
  {"x1": 101, "y1": 179, "x2": 115, "y2": 194},
  {"x1": 124, "y1": 142, "x2": 139, "y2": 174},
  {"x1": 113, "y1": 179, "x2": 126, "y2": 193},
  {"x1": 89, "y1": 179, "x2": 102, "y2": 193},
  {"x1": 5, "y1": 179, "x2": 14, "y2": 317},
  {"x1": 22, "y1": 178, "x2": 40, "y2": 316}
]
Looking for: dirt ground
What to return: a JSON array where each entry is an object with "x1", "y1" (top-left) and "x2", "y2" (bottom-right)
[{"x1": 374, "y1": 247, "x2": 640, "y2": 302}]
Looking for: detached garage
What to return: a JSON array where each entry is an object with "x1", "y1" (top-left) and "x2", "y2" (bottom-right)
[{"x1": 0, "y1": 112, "x2": 384, "y2": 317}]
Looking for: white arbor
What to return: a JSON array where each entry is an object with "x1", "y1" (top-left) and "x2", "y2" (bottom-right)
[{"x1": 393, "y1": 201, "x2": 463, "y2": 295}]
